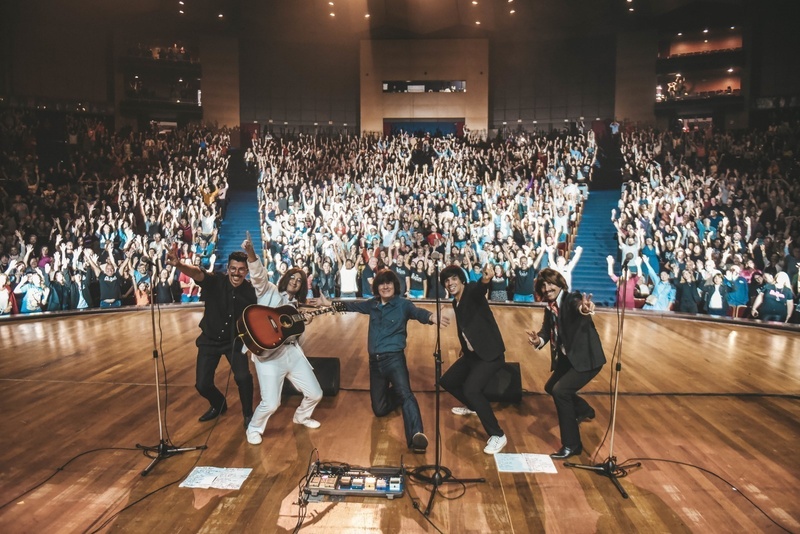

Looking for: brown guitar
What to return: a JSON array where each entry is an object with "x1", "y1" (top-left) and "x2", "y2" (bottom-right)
[{"x1": 237, "y1": 302, "x2": 346, "y2": 355}]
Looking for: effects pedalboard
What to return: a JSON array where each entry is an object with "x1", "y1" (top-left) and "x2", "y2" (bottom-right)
[{"x1": 303, "y1": 463, "x2": 405, "y2": 500}]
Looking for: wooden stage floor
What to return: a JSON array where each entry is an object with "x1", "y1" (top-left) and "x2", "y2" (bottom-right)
[{"x1": 0, "y1": 303, "x2": 799, "y2": 533}]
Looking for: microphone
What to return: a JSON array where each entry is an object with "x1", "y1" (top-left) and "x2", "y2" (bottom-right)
[
  {"x1": 621, "y1": 253, "x2": 633, "y2": 271},
  {"x1": 430, "y1": 251, "x2": 442, "y2": 261}
]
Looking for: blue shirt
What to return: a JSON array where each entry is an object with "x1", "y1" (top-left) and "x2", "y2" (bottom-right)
[{"x1": 344, "y1": 296, "x2": 433, "y2": 354}]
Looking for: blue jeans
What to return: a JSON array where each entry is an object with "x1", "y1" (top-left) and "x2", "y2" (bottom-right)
[{"x1": 369, "y1": 351, "x2": 422, "y2": 447}]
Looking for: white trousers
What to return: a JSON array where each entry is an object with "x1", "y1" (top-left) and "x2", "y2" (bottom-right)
[{"x1": 248, "y1": 345, "x2": 322, "y2": 435}]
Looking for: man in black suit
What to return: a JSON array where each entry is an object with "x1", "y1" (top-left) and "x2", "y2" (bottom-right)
[
  {"x1": 527, "y1": 268, "x2": 606, "y2": 459},
  {"x1": 440, "y1": 264, "x2": 508, "y2": 455}
]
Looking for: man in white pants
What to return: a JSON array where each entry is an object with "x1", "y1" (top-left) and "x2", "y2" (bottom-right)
[{"x1": 243, "y1": 234, "x2": 323, "y2": 445}]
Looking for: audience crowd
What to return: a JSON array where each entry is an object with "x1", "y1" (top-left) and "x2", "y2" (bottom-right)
[
  {"x1": 608, "y1": 122, "x2": 800, "y2": 323},
  {"x1": 1, "y1": 105, "x2": 798, "y2": 325}
]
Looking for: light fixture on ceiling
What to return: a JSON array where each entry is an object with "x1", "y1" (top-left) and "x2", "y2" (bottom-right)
[{"x1": 727, "y1": 68, "x2": 734, "y2": 72}]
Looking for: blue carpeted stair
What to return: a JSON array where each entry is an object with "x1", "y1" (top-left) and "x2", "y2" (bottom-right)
[
  {"x1": 213, "y1": 189, "x2": 263, "y2": 271},
  {"x1": 571, "y1": 190, "x2": 620, "y2": 307}
]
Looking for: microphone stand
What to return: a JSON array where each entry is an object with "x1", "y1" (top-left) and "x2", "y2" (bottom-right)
[
  {"x1": 136, "y1": 259, "x2": 205, "y2": 476},
  {"x1": 408, "y1": 258, "x2": 484, "y2": 515},
  {"x1": 563, "y1": 260, "x2": 640, "y2": 498}
]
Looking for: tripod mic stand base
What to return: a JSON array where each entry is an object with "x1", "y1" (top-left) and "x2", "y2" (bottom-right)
[
  {"x1": 407, "y1": 465, "x2": 454, "y2": 485},
  {"x1": 136, "y1": 440, "x2": 207, "y2": 477},
  {"x1": 407, "y1": 464, "x2": 485, "y2": 516},
  {"x1": 564, "y1": 456, "x2": 641, "y2": 499}
]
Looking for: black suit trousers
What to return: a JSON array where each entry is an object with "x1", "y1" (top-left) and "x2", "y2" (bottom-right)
[
  {"x1": 440, "y1": 350, "x2": 505, "y2": 438},
  {"x1": 196, "y1": 339, "x2": 254, "y2": 419},
  {"x1": 544, "y1": 355, "x2": 601, "y2": 448}
]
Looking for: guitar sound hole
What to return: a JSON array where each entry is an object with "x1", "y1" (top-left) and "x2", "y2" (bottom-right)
[{"x1": 279, "y1": 315, "x2": 293, "y2": 329}]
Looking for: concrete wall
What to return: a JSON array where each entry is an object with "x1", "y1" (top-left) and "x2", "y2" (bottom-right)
[
  {"x1": 615, "y1": 30, "x2": 658, "y2": 126},
  {"x1": 359, "y1": 40, "x2": 489, "y2": 135},
  {"x1": 198, "y1": 36, "x2": 240, "y2": 130}
]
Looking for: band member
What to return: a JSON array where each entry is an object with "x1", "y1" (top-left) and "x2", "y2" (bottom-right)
[
  {"x1": 439, "y1": 264, "x2": 509, "y2": 455},
  {"x1": 318, "y1": 269, "x2": 448, "y2": 453},
  {"x1": 527, "y1": 268, "x2": 606, "y2": 459},
  {"x1": 166, "y1": 247, "x2": 256, "y2": 427},
  {"x1": 242, "y1": 233, "x2": 323, "y2": 445}
]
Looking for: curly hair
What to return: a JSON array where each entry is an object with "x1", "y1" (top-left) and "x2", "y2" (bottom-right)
[
  {"x1": 534, "y1": 268, "x2": 569, "y2": 300},
  {"x1": 278, "y1": 267, "x2": 308, "y2": 304}
]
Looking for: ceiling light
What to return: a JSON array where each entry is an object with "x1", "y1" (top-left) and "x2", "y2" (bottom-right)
[
  {"x1": 704, "y1": 39, "x2": 708, "y2": 43},
  {"x1": 703, "y1": 29, "x2": 708, "y2": 33},
  {"x1": 727, "y1": 68, "x2": 734, "y2": 72},
  {"x1": 628, "y1": 7, "x2": 634, "y2": 11},
  {"x1": 730, "y1": 26, "x2": 735, "y2": 30},
  {"x1": 472, "y1": 1, "x2": 478, "y2": 4},
  {"x1": 365, "y1": 13, "x2": 370, "y2": 18},
  {"x1": 218, "y1": 14, "x2": 223, "y2": 18},
  {"x1": 475, "y1": 21, "x2": 481, "y2": 25},
  {"x1": 330, "y1": 12, "x2": 335, "y2": 17},
  {"x1": 677, "y1": 32, "x2": 682, "y2": 36},
  {"x1": 178, "y1": 1, "x2": 184, "y2": 4},
  {"x1": 329, "y1": 2, "x2": 334, "y2": 5},
  {"x1": 179, "y1": 10, "x2": 184, "y2": 14},
  {"x1": 510, "y1": 9, "x2": 515, "y2": 14}
]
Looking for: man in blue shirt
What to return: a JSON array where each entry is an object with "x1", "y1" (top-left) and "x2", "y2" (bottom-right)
[{"x1": 318, "y1": 269, "x2": 449, "y2": 453}]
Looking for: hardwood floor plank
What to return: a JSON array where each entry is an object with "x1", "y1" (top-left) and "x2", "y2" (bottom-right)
[{"x1": 0, "y1": 305, "x2": 798, "y2": 532}]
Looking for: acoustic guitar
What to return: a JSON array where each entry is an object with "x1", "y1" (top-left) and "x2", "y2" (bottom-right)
[{"x1": 237, "y1": 302, "x2": 346, "y2": 355}]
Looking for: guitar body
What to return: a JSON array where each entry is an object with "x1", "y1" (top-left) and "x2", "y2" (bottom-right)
[
  {"x1": 237, "y1": 302, "x2": 346, "y2": 357},
  {"x1": 238, "y1": 304, "x2": 306, "y2": 354}
]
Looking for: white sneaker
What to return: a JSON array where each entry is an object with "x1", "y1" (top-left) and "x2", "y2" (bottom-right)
[
  {"x1": 483, "y1": 434, "x2": 507, "y2": 455},
  {"x1": 451, "y1": 406, "x2": 477, "y2": 416},
  {"x1": 246, "y1": 430, "x2": 262, "y2": 445},
  {"x1": 293, "y1": 418, "x2": 321, "y2": 429}
]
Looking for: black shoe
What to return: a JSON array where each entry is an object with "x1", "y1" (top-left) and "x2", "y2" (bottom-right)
[
  {"x1": 576, "y1": 409, "x2": 596, "y2": 424},
  {"x1": 243, "y1": 415, "x2": 252, "y2": 429},
  {"x1": 550, "y1": 445, "x2": 582, "y2": 459},
  {"x1": 198, "y1": 403, "x2": 227, "y2": 422},
  {"x1": 411, "y1": 432, "x2": 428, "y2": 453}
]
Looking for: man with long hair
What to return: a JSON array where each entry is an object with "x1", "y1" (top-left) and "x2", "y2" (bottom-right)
[
  {"x1": 318, "y1": 268, "x2": 448, "y2": 454},
  {"x1": 527, "y1": 268, "x2": 606, "y2": 459},
  {"x1": 243, "y1": 233, "x2": 323, "y2": 445}
]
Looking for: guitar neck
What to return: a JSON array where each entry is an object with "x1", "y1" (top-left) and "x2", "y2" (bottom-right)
[{"x1": 289, "y1": 306, "x2": 337, "y2": 321}]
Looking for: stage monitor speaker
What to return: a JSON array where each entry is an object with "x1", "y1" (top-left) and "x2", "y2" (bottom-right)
[
  {"x1": 483, "y1": 362, "x2": 522, "y2": 404},
  {"x1": 282, "y1": 357, "x2": 340, "y2": 397}
]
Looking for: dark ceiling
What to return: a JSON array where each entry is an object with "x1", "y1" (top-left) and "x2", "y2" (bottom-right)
[{"x1": 3, "y1": 0, "x2": 747, "y2": 42}]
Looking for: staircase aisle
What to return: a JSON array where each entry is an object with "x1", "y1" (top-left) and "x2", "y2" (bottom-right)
[
  {"x1": 213, "y1": 189, "x2": 263, "y2": 271},
  {"x1": 570, "y1": 190, "x2": 620, "y2": 307}
]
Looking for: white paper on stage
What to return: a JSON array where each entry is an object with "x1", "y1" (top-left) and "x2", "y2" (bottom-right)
[
  {"x1": 494, "y1": 453, "x2": 558, "y2": 474},
  {"x1": 179, "y1": 466, "x2": 253, "y2": 490}
]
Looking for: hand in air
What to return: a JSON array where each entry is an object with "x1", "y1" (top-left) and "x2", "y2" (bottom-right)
[
  {"x1": 579, "y1": 293, "x2": 595, "y2": 315},
  {"x1": 242, "y1": 231, "x2": 255, "y2": 257},
  {"x1": 526, "y1": 330, "x2": 540, "y2": 347}
]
